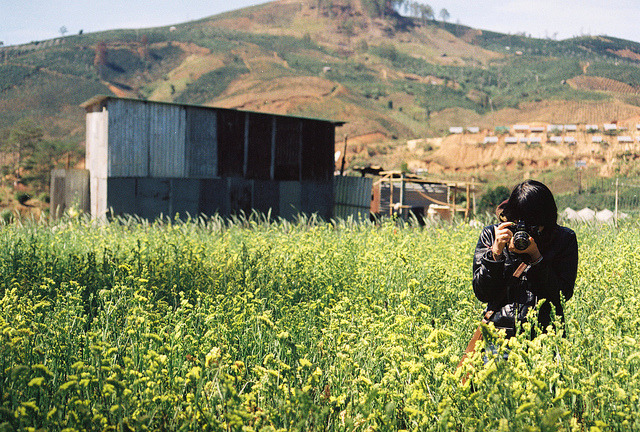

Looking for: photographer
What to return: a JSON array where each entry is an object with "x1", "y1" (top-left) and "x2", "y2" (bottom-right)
[{"x1": 472, "y1": 180, "x2": 578, "y2": 338}]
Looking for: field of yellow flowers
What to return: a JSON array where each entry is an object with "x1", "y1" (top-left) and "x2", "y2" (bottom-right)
[{"x1": 0, "y1": 214, "x2": 638, "y2": 431}]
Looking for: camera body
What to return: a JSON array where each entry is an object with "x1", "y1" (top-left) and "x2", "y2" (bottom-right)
[{"x1": 508, "y1": 221, "x2": 540, "y2": 251}]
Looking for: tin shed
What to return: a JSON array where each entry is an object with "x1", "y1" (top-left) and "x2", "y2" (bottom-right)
[{"x1": 80, "y1": 96, "x2": 344, "y2": 220}]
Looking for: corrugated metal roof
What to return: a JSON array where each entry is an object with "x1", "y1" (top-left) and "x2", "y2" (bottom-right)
[{"x1": 80, "y1": 95, "x2": 346, "y2": 126}]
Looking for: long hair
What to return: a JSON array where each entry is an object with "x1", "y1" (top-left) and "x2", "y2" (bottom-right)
[{"x1": 499, "y1": 180, "x2": 558, "y2": 227}]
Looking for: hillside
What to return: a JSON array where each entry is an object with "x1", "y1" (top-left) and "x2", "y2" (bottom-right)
[{"x1": 2, "y1": 0, "x2": 640, "y2": 199}]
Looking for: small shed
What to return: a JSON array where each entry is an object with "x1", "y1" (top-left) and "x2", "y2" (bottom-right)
[
  {"x1": 371, "y1": 172, "x2": 475, "y2": 221},
  {"x1": 76, "y1": 96, "x2": 344, "y2": 220}
]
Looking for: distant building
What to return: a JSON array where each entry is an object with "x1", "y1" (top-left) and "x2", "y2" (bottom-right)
[
  {"x1": 449, "y1": 127, "x2": 463, "y2": 134},
  {"x1": 59, "y1": 96, "x2": 344, "y2": 220},
  {"x1": 483, "y1": 136, "x2": 498, "y2": 144},
  {"x1": 513, "y1": 124, "x2": 530, "y2": 132},
  {"x1": 604, "y1": 123, "x2": 617, "y2": 131},
  {"x1": 466, "y1": 126, "x2": 480, "y2": 133},
  {"x1": 505, "y1": 136, "x2": 518, "y2": 144}
]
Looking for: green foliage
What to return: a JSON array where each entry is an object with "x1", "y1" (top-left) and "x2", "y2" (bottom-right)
[
  {"x1": 0, "y1": 217, "x2": 639, "y2": 430},
  {"x1": 15, "y1": 46, "x2": 96, "y2": 79},
  {"x1": 0, "y1": 210, "x2": 14, "y2": 224},
  {"x1": 1, "y1": 118, "x2": 83, "y2": 191},
  {"x1": 0, "y1": 65, "x2": 34, "y2": 91},
  {"x1": 0, "y1": 69, "x2": 110, "y2": 123},
  {"x1": 478, "y1": 185, "x2": 511, "y2": 216},
  {"x1": 585, "y1": 60, "x2": 640, "y2": 86},
  {"x1": 174, "y1": 64, "x2": 249, "y2": 104},
  {"x1": 2, "y1": 118, "x2": 43, "y2": 178},
  {"x1": 372, "y1": 43, "x2": 400, "y2": 62}
]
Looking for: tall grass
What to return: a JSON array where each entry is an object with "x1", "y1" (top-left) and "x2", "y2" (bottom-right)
[{"x1": 1, "y1": 214, "x2": 640, "y2": 430}]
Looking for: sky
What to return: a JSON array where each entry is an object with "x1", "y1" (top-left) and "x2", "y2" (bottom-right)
[{"x1": 1, "y1": 0, "x2": 639, "y2": 47}]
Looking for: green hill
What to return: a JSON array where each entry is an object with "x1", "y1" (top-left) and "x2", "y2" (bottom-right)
[{"x1": 1, "y1": 0, "x2": 640, "y2": 200}]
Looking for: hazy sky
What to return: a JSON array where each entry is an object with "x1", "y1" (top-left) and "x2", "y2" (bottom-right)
[{"x1": 1, "y1": 0, "x2": 639, "y2": 47}]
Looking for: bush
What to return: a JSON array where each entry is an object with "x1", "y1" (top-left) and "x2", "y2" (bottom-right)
[
  {"x1": 0, "y1": 209, "x2": 14, "y2": 224},
  {"x1": 478, "y1": 185, "x2": 510, "y2": 216},
  {"x1": 15, "y1": 192, "x2": 31, "y2": 206}
]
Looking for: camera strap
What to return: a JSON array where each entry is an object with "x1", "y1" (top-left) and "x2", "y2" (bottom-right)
[
  {"x1": 512, "y1": 262, "x2": 528, "y2": 279},
  {"x1": 457, "y1": 262, "x2": 530, "y2": 383},
  {"x1": 457, "y1": 309, "x2": 495, "y2": 383}
]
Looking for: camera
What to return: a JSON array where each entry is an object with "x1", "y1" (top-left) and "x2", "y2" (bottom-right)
[{"x1": 508, "y1": 221, "x2": 539, "y2": 251}]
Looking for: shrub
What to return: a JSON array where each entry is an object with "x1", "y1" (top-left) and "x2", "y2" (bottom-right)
[
  {"x1": 478, "y1": 185, "x2": 510, "y2": 216},
  {"x1": 15, "y1": 192, "x2": 31, "y2": 206}
]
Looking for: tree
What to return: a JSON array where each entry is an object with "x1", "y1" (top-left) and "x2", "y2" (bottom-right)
[
  {"x1": 419, "y1": 3, "x2": 434, "y2": 24},
  {"x1": 24, "y1": 138, "x2": 80, "y2": 190},
  {"x1": 59, "y1": 25, "x2": 68, "y2": 37},
  {"x1": 439, "y1": 8, "x2": 450, "y2": 23},
  {"x1": 478, "y1": 185, "x2": 510, "y2": 216},
  {"x1": 2, "y1": 118, "x2": 43, "y2": 180}
]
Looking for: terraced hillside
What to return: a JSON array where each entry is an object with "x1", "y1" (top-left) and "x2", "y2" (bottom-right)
[{"x1": 1, "y1": 0, "x2": 640, "y2": 188}]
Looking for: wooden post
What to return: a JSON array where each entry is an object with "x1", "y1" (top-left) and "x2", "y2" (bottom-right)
[
  {"x1": 452, "y1": 183, "x2": 457, "y2": 220},
  {"x1": 465, "y1": 182, "x2": 471, "y2": 220},
  {"x1": 389, "y1": 176, "x2": 394, "y2": 216},
  {"x1": 340, "y1": 135, "x2": 348, "y2": 176},
  {"x1": 615, "y1": 177, "x2": 619, "y2": 226},
  {"x1": 472, "y1": 177, "x2": 476, "y2": 216},
  {"x1": 399, "y1": 173, "x2": 405, "y2": 217}
]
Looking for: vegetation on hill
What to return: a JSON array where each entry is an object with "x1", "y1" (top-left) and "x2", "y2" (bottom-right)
[{"x1": 1, "y1": 0, "x2": 640, "y2": 207}]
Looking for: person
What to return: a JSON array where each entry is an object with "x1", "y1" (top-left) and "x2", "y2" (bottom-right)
[{"x1": 472, "y1": 180, "x2": 578, "y2": 339}]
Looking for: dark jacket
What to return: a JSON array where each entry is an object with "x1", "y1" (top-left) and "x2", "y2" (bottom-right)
[{"x1": 472, "y1": 224, "x2": 578, "y2": 337}]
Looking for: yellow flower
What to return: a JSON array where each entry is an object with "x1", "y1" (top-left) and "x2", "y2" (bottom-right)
[{"x1": 28, "y1": 377, "x2": 45, "y2": 387}]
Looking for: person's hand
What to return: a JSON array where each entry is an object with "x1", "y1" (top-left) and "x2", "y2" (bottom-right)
[
  {"x1": 492, "y1": 222, "x2": 514, "y2": 259},
  {"x1": 509, "y1": 234, "x2": 542, "y2": 262}
]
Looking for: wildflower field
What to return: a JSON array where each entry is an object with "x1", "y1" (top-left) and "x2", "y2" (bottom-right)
[{"x1": 0, "y1": 215, "x2": 638, "y2": 431}]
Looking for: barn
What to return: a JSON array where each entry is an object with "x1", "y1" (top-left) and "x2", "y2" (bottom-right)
[{"x1": 67, "y1": 96, "x2": 344, "y2": 220}]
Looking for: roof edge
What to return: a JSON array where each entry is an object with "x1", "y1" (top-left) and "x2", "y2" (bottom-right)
[{"x1": 80, "y1": 95, "x2": 346, "y2": 126}]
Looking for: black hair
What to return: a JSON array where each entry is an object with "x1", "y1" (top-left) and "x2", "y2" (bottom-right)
[{"x1": 500, "y1": 180, "x2": 557, "y2": 227}]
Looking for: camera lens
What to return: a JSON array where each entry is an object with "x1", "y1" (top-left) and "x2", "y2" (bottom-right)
[{"x1": 513, "y1": 231, "x2": 530, "y2": 250}]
